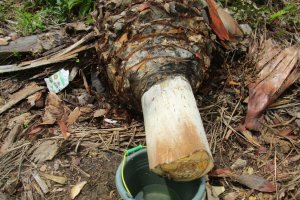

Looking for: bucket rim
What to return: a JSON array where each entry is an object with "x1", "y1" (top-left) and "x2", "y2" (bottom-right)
[{"x1": 115, "y1": 149, "x2": 206, "y2": 200}]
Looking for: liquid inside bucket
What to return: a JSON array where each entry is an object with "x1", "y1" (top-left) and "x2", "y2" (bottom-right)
[
  {"x1": 116, "y1": 149, "x2": 205, "y2": 200},
  {"x1": 135, "y1": 184, "x2": 181, "y2": 200}
]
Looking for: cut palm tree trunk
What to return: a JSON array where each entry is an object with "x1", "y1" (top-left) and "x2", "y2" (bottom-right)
[
  {"x1": 142, "y1": 76, "x2": 213, "y2": 181},
  {"x1": 95, "y1": 0, "x2": 243, "y2": 180}
]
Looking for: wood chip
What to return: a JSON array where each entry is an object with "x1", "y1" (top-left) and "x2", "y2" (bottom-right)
[
  {"x1": 30, "y1": 141, "x2": 59, "y2": 163},
  {"x1": 32, "y1": 170, "x2": 49, "y2": 194},
  {"x1": 58, "y1": 120, "x2": 70, "y2": 139},
  {"x1": 0, "y1": 37, "x2": 9, "y2": 46},
  {"x1": 93, "y1": 109, "x2": 106, "y2": 118},
  {"x1": 7, "y1": 112, "x2": 31, "y2": 129},
  {"x1": 40, "y1": 173, "x2": 67, "y2": 184},
  {"x1": 241, "y1": 130, "x2": 261, "y2": 146},
  {"x1": 206, "y1": 182, "x2": 219, "y2": 200},
  {"x1": 231, "y1": 158, "x2": 247, "y2": 170},
  {"x1": 27, "y1": 92, "x2": 42, "y2": 107},
  {"x1": 67, "y1": 107, "x2": 81, "y2": 126},
  {"x1": 212, "y1": 185, "x2": 225, "y2": 198},
  {"x1": 0, "y1": 124, "x2": 23, "y2": 154},
  {"x1": 70, "y1": 181, "x2": 87, "y2": 199},
  {"x1": 42, "y1": 92, "x2": 70, "y2": 124},
  {"x1": 0, "y1": 83, "x2": 44, "y2": 115},
  {"x1": 79, "y1": 106, "x2": 93, "y2": 113}
]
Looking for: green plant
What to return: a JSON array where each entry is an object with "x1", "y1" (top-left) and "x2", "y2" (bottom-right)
[
  {"x1": 66, "y1": 0, "x2": 93, "y2": 16},
  {"x1": 268, "y1": 3, "x2": 299, "y2": 26},
  {"x1": 12, "y1": 50, "x2": 22, "y2": 59},
  {"x1": 13, "y1": 0, "x2": 94, "y2": 35},
  {"x1": 16, "y1": 7, "x2": 48, "y2": 35},
  {"x1": 269, "y1": 4, "x2": 297, "y2": 21},
  {"x1": 28, "y1": 0, "x2": 93, "y2": 17},
  {"x1": 218, "y1": 0, "x2": 272, "y2": 28},
  {"x1": 218, "y1": 0, "x2": 300, "y2": 28},
  {"x1": 0, "y1": 2, "x2": 14, "y2": 22}
]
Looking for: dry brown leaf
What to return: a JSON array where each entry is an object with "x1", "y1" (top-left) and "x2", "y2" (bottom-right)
[
  {"x1": 138, "y1": 2, "x2": 151, "y2": 12},
  {"x1": 212, "y1": 186, "x2": 225, "y2": 198},
  {"x1": 256, "y1": 39, "x2": 281, "y2": 70},
  {"x1": 228, "y1": 80, "x2": 240, "y2": 86},
  {"x1": 40, "y1": 173, "x2": 67, "y2": 184},
  {"x1": 224, "y1": 192, "x2": 238, "y2": 200},
  {"x1": 7, "y1": 112, "x2": 31, "y2": 129},
  {"x1": 70, "y1": 181, "x2": 87, "y2": 199},
  {"x1": 241, "y1": 130, "x2": 261, "y2": 146},
  {"x1": 93, "y1": 109, "x2": 107, "y2": 118},
  {"x1": 206, "y1": 182, "x2": 219, "y2": 200},
  {"x1": 0, "y1": 37, "x2": 9, "y2": 46},
  {"x1": 210, "y1": 168, "x2": 276, "y2": 193},
  {"x1": 66, "y1": 22, "x2": 92, "y2": 31},
  {"x1": 216, "y1": 6, "x2": 243, "y2": 40},
  {"x1": 79, "y1": 106, "x2": 93, "y2": 113},
  {"x1": 245, "y1": 43, "x2": 300, "y2": 131},
  {"x1": 28, "y1": 126, "x2": 43, "y2": 135},
  {"x1": 231, "y1": 158, "x2": 247, "y2": 170},
  {"x1": 27, "y1": 92, "x2": 42, "y2": 107},
  {"x1": 30, "y1": 141, "x2": 59, "y2": 163},
  {"x1": 209, "y1": 168, "x2": 234, "y2": 177},
  {"x1": 279, "y1": 128, "x2": 293, "y2": 137},
  {"x1": 42, "y1": 92, "x2": 70, "y2": 124},
  {"x1": 67, "y1": 107, "x2": 81, "y2": 126},
  {"x1": 289, "y1": 155, "x2": 300, "y2": 163},
  {"x1": 206, "y1": 0, "x2": 230, "y2": 41},
  {"x1": 278, "y1": 139, "x2": 292, "y2": 154},
  {"x1": 57, "y1": 120, "x2": 70, "y2": 139},
  {"x1": 234, "y1": 175, "x2": 276, "y2": 193}
]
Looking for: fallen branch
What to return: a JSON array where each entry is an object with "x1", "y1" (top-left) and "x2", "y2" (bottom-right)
[{"x1": 0, "y1": 32, "x2": 97, "y2": 74}]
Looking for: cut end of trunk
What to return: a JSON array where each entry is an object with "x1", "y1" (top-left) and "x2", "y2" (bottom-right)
[{"x1": 152, "y1": 150, "x2": 213, "y2": 181}]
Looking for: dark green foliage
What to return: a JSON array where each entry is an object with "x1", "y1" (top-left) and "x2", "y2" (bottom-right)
[{"x1": 0, "y1": 0, "x2": 94, "y2": 35}]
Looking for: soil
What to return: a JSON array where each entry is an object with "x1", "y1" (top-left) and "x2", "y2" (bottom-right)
[{"x1": 0, "y1": 1, "x2": 300, "y2": 200}]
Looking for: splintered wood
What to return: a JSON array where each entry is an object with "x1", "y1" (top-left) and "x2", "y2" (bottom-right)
[{"x1": 245, "y1": 39, "x2": 300, "y2": 131}]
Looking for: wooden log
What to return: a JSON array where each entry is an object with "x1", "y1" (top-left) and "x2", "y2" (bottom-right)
[
  {"x1": 0, "y1": 35, "x2": 38, "y2": 55},
  {"x1": 142, "y1": 76, "x2": 213, "y2": 181}
]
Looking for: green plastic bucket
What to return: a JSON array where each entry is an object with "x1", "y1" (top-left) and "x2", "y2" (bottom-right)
[{"x1": 115, "y1": 149, "x2": 206, "y2": 200}]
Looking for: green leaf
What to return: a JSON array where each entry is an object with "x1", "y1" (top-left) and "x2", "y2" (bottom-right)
[
  {"x1": 67, "y1": 0, "x2": 82, "y2": 10},
  {"x1": 269, "y1": 4, "x2": 297, "y2": 21},
  {"x1": 79, "y1": 0, "x2": 92, "y2": 17}
]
